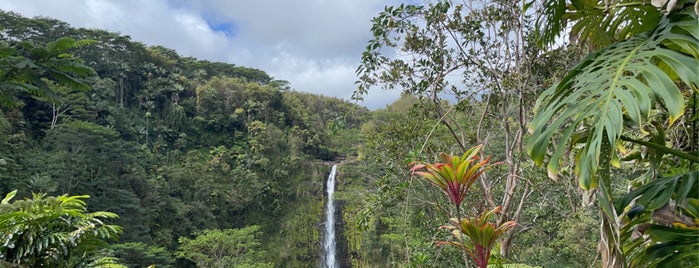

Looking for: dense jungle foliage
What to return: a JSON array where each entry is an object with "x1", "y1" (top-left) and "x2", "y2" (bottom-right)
[
  {"x1": 0, "y1": 10, "x2": 367, "y2": 267},
  {"x1": 0, "y1": 0, "x2": 697, "y2": 267}
]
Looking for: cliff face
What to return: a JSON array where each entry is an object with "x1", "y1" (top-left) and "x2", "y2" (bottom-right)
[{"x1": 335, "y1": 199, "x2": 351, "y2": 268}]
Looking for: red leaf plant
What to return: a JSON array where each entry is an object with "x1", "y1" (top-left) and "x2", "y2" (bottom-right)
[
  {"x1": 409, "y1": 144, "x2": 496, "y2": 209},
  {"x1": 410, "y1": 145, "x2": 514, "y2": 267},
  {"x1": 437, "y1": 206, "x2": 517, "y2": 268}
]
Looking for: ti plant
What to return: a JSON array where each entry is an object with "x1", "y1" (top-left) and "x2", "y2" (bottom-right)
[
  {"x1": 409, "y1": 144, "x2": 495, "y2": 216},
  {"x1": 410, "y1": 145, "x2": 513, "y2": 267},
  {"x1": 438, "y1": 207, "x2": 517, "y2": 268}
]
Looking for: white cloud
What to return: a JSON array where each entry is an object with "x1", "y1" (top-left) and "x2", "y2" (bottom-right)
[{"x1": 0, "y1": 0, "x2": 407, "y2": 109}]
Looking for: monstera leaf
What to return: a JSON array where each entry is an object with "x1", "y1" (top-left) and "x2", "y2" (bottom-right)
[
  {"x1": 528, "y1": 9, "x2": 698, "y2": 190},
  {"x1": 616, "y1": 171, "x2": 698, "y2": 212}
]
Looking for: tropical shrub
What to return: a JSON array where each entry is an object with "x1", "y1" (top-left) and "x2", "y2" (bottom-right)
[
  {"x1": 411, "y1": 145, "x2": 515, "y2": 267},
  {"x1": 0, "y1": 190, "x2": 122, "y2": 267},
  {"x1": 176, "y1": 226, "x2": 272, "y2": 268}
]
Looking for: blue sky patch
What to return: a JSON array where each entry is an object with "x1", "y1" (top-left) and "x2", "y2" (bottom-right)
[
  {"x1": 207, "y1": 20, "x2": 237, "y2": 37},
  {"x1": 202, "y1": 13, "x2": 237, "y2": 37}
]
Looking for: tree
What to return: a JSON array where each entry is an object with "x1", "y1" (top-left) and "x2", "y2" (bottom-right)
[
  {"x1": 68, "y1": 28, "x2": 150, "y2": 109},
  {"x1": 0, "y1": 37, "x2": 95, "y2": 107},
  {"x1": 34, "y1": 120, "x2": 151, "y2": 242},
  {"x1": 0, "y1": 11, "x2": 75, "y2": 43},
  {"x1": 355, "y1": 0, "x2": 544, "y2": 258},
  {"x1": 176, "y1": 226, "x2": 272, "y2": 268},
  {"x1": 194, "y1": 76, "x2": 246, "y2": 136},
  {"x1": 351, "y1": 101, "x2": 461, "y2": 266},
  {"x1": 528, "y1": 0, "x2": 698, "y2": 267},
  {"x1": 0, "y1": 190, "x2": 122, "y2": 267},
  {"x1": 110, "y1": 242, "x2": 175, "y2": 268}
]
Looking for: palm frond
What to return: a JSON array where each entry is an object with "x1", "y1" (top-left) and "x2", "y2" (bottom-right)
[
  {"x1": 535, "y1": 0, "x2": 567, "y2": 47},
  {"x1": 536, "y1": 0, "x2": 663, "y2": 48},
  {"x1": 0, "y1": 192, "x2": 121, "y2": 267}
]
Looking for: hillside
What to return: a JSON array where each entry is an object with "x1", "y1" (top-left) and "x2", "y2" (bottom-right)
[{"x1": 0, "y1": 10, "x2": 367, "y2": 267}]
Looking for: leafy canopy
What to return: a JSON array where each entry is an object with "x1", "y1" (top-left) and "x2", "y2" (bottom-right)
[{"x1": 0, "y1": 37, "x2": 95, "y2": 107}]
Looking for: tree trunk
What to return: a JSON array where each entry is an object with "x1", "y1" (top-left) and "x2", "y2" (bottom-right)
[
  {"x1": 598, "y1": 212, "x2": 625, "y2": 268},
  {"x1": 597, "y1": 138, "x2": 625, "y2": 268}
]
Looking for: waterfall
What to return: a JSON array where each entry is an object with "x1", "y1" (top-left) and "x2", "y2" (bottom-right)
[{"x1": 322, "y1": 164, "x2": 338, "y2": 268}]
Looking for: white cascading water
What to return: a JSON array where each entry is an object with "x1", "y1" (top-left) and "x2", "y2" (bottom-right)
[{"x1": 322, "y1": 164, "x2": 338, "y2": 268}]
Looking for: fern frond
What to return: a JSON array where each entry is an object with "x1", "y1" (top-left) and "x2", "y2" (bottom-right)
[{"x1": 46, "y1": 37, "x2": 96, "y2": 53}]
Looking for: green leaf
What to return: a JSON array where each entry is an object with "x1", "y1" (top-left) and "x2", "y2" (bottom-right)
[
  {"x1": 0, "y1": 46, "x2": 15, "y2": 57},
  {"x1": 646, "y1": 225, "x2": 699, "y2": 242},
  {"x1": 46, "y1": 37, "x2": 96, "y2": 53},
  {"x1": 635, "y1": 240, "x2": 699, "y2": 267},
  {"x1": 528, "y1": 10, "x2": 698, "y2": 189},
  {"x1": 537, "y1": 0, "x2": 661, "y2": 48},
  {"x1": 1, "y1": 190, "x2": 17, "y2": 205},
  {"x1": 534, "y1": 0, "x2": 567, "y2": 47},
  {"x1": 615, "y1": 171, "x2": 699, "y2": 212}
]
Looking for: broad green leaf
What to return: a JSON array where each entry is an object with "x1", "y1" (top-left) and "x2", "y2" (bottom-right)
[
  {"x1": 528, "y1": 9, "x2": 698, "y2": 189},
  {"x1": 46, "y1": 37, "x2": 95, "y2": 53}
]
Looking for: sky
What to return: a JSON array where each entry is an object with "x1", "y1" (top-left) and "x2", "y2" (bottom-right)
[{"x1": 0, "y1": 0, "x2": 407, "y2": 109}]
